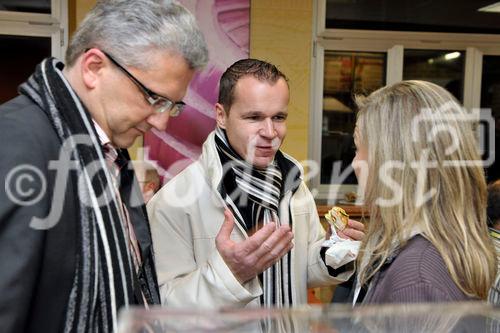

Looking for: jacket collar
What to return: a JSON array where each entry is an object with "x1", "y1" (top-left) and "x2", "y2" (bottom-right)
[{"x1": 199, "y1": 130, "x2": 305, "y2": 192}]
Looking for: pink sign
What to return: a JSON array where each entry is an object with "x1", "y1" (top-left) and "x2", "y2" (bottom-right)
[{"x1": 144, "y1": 0, "x2": 250, "y2": 183}]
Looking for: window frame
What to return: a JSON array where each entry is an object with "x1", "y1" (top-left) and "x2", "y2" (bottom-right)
[
  {"x1": 0, "y1": 0, "x2": 68, "y2": 60},
  {"x1": 310, "y1": 0, "x2": 500, "y2": 201}
]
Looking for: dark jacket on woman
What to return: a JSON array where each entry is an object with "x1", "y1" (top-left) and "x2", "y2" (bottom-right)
[{"x1": 363, "y1": 235, "x2": 472, "y2": 303}]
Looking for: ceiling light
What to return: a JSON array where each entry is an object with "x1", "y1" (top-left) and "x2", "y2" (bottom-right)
[
  {"x1": 444, "y1": 52, "x2": 461, "y2": 60},
  {"x1": 478, "y1": 2, "x2": 500, "y2": 13}
]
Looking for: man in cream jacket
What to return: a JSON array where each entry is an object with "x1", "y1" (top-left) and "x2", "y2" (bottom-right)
[{"x1": 147, "y1": 59, "x2": 364, "y2": 308}]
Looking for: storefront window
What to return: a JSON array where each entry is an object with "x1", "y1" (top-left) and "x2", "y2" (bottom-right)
[
  {"x1": 481, "y1": 55, "x2": 500, "y2": 182},
  {"x1": 321, "y1": 51, "x2": 386, "y2": 185},
  {"x1": 0, "y1": 35, "x2": 51, "y2": 104},
  {"x1": 0, "y1": 0, "x2": 51, "y2": 14},
  {"x1": 403, "y1": 49, "x2": 465, "y2": 102},
  {"x1": 325, "y1": 0, "x2": 500, "y2": 34}
]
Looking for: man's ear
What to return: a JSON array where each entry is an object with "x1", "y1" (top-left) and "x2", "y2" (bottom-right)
[
  {"x1": 80, "y1": 48, "x2": 107, "y2": 89},
  {"x1": 215, "y1": 103, "x2": 227, "y2": 129}
]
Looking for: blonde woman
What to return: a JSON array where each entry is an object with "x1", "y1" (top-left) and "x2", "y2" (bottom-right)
[{"x1": 352, "y1": 80, "x2": 497, "y2": 303}]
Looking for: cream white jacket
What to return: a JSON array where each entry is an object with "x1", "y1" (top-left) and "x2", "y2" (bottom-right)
[{"x1": 147, "y1": 132, "x2": 352, "y2": 308}]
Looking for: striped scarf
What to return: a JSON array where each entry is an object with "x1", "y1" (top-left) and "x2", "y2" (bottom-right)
[
  {"x1": 488, "y1": 228, "x2": 500, "y2": 330},
  {"x1": 488, "y1": 228, "x2": 500, "y2": 304},
  {"x1": 214, "y1": 127, "x2": 299, "y2": 308},
  {"x1": 19, "y1": 58, "x2": 159, "y2": 332}
]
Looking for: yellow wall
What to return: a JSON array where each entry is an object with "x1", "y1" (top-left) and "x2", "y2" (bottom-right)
[
  {"x1": 75, "y1": 0, "x2": 95, "y2": 23},
  {"x1": 250, "y1": 0, "x2": 313, "y2": 162},
  {"x1": 69, "y1": 0, "x2": 95, "y2": 36}
]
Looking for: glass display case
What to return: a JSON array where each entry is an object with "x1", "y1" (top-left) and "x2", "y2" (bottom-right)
[{"x1": 118, "y1": 302, "x2": 499, "y2": 333}]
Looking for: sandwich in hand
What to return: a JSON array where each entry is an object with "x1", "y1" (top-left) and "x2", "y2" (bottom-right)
[{"x1": 324, "y1": 206, "x2": 349, "y2": 231}]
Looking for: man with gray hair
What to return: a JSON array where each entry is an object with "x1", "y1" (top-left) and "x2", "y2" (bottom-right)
[{"x1": 0, "y1": 1, "x2": 207, "y2": 332}]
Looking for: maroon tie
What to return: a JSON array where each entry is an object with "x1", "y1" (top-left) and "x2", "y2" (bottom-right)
[
  {"x1": 103, "y1": 144, "x2": 149, "y2": 306},
  {"x1": 103, "y1": 144, "x2": 143, "y2": 270}
]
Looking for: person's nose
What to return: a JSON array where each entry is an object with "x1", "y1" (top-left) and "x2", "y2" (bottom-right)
[
  {"x1": 146, "y1": 111, "x2": 170, "y2": 131},
  {"x1": 259, "y1": 118, "x2": 276, "y2": 139}
]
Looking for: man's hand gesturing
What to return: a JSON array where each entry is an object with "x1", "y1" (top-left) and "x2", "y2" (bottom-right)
[{"x1": 216, "y1": 209, "x2": 294, "y2": 284}]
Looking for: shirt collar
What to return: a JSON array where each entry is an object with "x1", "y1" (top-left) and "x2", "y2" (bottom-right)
[{"x1": 92, "y1": 119, "x2": 111, "y2": 147}]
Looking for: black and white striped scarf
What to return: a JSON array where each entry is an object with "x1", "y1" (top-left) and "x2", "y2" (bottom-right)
[
  {"x1": 214, "y1": 127, "x2": 301, "y2": 308},
  {"x1": 19, "y1": 58, "x2": 159, "y2": 332}
]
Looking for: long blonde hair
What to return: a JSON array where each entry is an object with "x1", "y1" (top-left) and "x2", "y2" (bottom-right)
[{"x1": 355, "y1": 80, "x2": 496, "y2": 299}]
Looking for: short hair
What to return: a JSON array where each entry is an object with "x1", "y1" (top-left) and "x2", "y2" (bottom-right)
[
  {"x1": 355, "y1": 80, "x2": 496, "y2": 299},
  {"x1": 65, "y1": 0, "x2": 208, "y2": 70},
  {"x1": 218, "y1": 58, "x2": 288, "y2": 112},
  {"x1": 132, "y1": 160, "x2": 160, "y2": 184},
  {"x1": 487, "y1": 179, "x2": 500, "y2": 226}
]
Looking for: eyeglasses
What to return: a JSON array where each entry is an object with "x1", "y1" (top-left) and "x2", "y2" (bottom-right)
[{"x1": 102, "y1": 51, "x2": 185, "y2": 117}]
